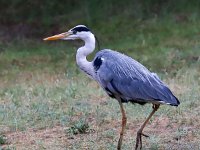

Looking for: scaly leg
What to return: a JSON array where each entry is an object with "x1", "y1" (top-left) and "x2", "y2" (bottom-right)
[
  {"x1": 135, "y1": 104, "x2": 160, "y2": 150},
  {"x1": 117, "y1": 100, "x2": 127, "y2": 150}
]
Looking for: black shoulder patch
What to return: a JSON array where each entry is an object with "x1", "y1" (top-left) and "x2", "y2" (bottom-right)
[
  {"x1": 72, "y1": 26, "x2": 90, "y2": 33},
  {"x1": 93, "y1": 57, "x2": 102, "y2": 72}
]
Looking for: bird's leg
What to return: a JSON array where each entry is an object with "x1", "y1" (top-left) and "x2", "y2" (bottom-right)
[
  {"x1": 117, "y1": 99, "x2": 127, "y2": 150},
  {"x1": 135, "y1": 104, "x2": 160, "y2": 150}
]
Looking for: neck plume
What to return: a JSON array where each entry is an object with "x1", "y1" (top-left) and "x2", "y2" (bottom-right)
[{"x1": 76, "y1": 32, "x2": 96, "y2": 78}]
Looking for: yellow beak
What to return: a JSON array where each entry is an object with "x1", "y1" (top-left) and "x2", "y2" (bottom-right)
[{"x1": 43, "y1": 32, "x2": 70, "y2": 41}]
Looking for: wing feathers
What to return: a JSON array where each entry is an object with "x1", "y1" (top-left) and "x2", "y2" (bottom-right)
[{"x1": 94, "y1": 49, "x2": 180, "y2": 106}]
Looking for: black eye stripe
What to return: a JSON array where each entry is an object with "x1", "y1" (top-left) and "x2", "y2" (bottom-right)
[{"x1": 72, "y1": 26, "x2": 90, "y2": 33}]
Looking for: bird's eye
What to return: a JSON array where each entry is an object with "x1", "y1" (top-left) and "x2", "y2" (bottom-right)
[{"x1": 73, "y1": 30, "x2": 77, "y2": 34}]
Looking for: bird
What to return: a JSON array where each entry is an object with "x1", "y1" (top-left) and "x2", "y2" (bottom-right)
[{"x1": 44, "y1": 25, "x2": 180, "y2": 150}]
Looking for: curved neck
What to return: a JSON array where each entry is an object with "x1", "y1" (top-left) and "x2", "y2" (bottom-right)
[{"x1": 76, "y1": 33, "x2": 96, "y2": 78}]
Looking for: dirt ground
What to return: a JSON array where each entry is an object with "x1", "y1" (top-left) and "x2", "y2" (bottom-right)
[{"x1": 2, "y1": 115, "x2": 199, "y2": 150}]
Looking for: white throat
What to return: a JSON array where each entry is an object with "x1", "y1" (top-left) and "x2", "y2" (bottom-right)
[{"x1": 76, "y1": 32, "x2": 96, "y2": 78}]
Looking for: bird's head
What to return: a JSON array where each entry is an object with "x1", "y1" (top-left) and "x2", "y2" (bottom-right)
[{"x1": 43, "y1": 25, "x2": 93, "y2": 41}]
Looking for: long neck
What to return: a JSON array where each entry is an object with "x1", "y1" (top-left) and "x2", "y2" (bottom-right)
[{"x1": 76, "y1": 33, "x2": 96, "y2": 78}]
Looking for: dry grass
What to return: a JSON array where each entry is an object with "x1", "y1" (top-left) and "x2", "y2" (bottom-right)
[{"x1": 1, "y1": 65, "x2": 200, "y2": 149}]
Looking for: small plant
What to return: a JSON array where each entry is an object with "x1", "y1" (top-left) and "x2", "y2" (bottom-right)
[
  {"x1": 174, "y1": 127, "x2": 189, "y2": 141},
  {"x1": 0, "y1": 135, "x2": 7, "y2": 145},
  {"x1": 67, "y1": 120, "x2": 89, "y2": 135}
]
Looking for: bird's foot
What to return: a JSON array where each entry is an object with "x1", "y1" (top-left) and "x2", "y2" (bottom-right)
[
  {"x1": 140, "y1": 133, "x2": 149, "y2": 138},
  {"x1": 135, "y1": 131, "x2": 149, "y2": 150}
]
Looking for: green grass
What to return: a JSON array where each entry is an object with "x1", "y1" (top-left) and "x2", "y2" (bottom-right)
[{"x1": 0, "y1": 18, "x2": 200, "y2": 149}]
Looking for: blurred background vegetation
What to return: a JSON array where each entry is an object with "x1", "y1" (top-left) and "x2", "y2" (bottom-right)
[{"x1": 1, "y1": 0, "x2": 200, "y2": 38}]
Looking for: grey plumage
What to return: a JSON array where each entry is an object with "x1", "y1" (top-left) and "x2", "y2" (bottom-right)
[{"x1": 93, "y1": 49, "x2": 179, "y2": 106}]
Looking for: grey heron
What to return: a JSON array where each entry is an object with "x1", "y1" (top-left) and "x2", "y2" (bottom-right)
[{"x1": 44, "y1": 25, "x2": 180, "y2": 150}]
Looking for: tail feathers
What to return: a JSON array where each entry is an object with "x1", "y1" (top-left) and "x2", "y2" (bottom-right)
[
  {"x1": 149, "y1": 73, "x2": 180, "y2": 106},
  {"x1": 169, "y1": 95, "x2": 180, "y2": 106},
  {"x1": 160, "y1": 86, "x2": 180, "y2": 106}
]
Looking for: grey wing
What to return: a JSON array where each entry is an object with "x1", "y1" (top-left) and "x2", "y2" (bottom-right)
[{"x1": 94, "y1": 50, "x2": 179, "y2": 106}]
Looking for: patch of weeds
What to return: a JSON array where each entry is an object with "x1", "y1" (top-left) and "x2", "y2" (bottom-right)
[
  {"x1": 1, "y1": 146, "x2": 16, "y2": 150},
  {"x1": 103, "y1": 129, "x2": 115, "y2": 140},
  {"x1": 65, "y1": 82, "x2": 77, "y2": 98},
  {"x1": 67, "y1": 120, "x2": 89, "y2": 135},
  {"x1": 148, "y1": 135, "x2": 160, "y2": 150},
  {"x1": 35, "y1": 140, "x2": 46, "y2": 150},
  {"x1": 0, "y1": 135, "x2": 7, "y2": 145},
  {"x1": 174, "y1": 127, "x2": 189, "y2": 141}
]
